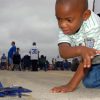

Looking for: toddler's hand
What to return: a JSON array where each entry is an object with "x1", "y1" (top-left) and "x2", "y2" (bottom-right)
[{"x1": 79, "y1": 46, "x2": 98, "y2": 68}]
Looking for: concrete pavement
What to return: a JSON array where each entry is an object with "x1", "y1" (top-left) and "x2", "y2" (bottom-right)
[{"x1": 0, "y1": 70, "x2": 100, "y2": 100}]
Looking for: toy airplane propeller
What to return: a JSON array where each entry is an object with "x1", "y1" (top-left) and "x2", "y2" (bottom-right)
[{"x1": 0, "y1": 82, "x2": 32, "y2": 98}]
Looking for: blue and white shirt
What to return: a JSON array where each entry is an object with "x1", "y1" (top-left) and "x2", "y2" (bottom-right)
[{"x1": 30, "y1": 46, "x2": 38, "y2": 60}]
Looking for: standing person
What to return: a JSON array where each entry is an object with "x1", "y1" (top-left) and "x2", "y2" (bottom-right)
[
  {"x1": 71, "y1": 57, "x2": 79, "y2": 71},
  {"x1": 52, "y1": 58, "x2": 56, "y2": 70},
  {"x1": 30, "y1": 42, "x2": 39, "y2": 71},
  {"x1": 43, "y1": 56, "x2": 48, "y2": 71},
  {"x1": 8, "y1": 41, "x2": 16, "y2": 70},
  {"x1": 22, "y1": 54, "x2": 31, "y2": 71},
  {"x1": 56, "y1": 55, "x2": 63, "y2": 70},
  {"x1": 51, "y1": 0, "x2": 100, "y2": 93},
  {"x1": 12, "y1": 48, "x2": 21, "y2": 71},
  {"x1": 0, "y1": 53, "x2": 7, "y2": 70}
]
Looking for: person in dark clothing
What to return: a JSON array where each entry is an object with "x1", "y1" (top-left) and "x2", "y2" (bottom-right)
[
  {"x1": 71, "y1": 57, "x2": 79, "y2": 71},
  {"x1": 12, "y1": 48, "x2": 21, "y2": 71},
  {"x1": 22, "y1": 55, "x2": 31, "y2": 71},
  {"x1": 39, "y1": 55, "x2": 45, "y2": 70},
  {"x1": 0, "y1": 53, "x2": 7, "y2": 70}
]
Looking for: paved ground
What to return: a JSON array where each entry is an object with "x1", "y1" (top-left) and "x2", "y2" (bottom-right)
[{"x1": 0, "y1": 70, "x2": 100, "y2": 100}]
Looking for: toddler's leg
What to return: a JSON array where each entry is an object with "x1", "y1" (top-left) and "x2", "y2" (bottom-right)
[{"x1": 83, "y1": 64, "x2": 100, "y2": 88}]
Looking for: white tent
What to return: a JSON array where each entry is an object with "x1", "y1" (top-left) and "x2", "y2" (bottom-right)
[
  {"x1": 88, "y1": 0, "x2": 94, "y2": 11},
  {"x1": 94, "y1": 0, "x2": 100, "y2": 14},
  {"x1": 88, "y1": 0, "x2": 100, "y2": 14}
]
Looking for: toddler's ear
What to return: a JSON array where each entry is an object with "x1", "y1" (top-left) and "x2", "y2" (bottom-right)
[{"x1": 83, "y1": 10, "x2": 91, "y2": 21}]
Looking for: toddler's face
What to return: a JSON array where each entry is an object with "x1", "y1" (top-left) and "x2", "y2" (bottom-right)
[{"x1": 55, "y1": 4, "x2": 84, "y2": 35}]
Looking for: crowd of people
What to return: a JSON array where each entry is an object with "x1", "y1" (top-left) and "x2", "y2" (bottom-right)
[
  {"x1": 0, "y1": 41, "x2": 50, "y2": 71},
  {"x1": 52, "y1": 56, "x2": 80, "y2": 71},
  {"x1": 0, "y1": 41, "x2": 80, "y2": 72}
]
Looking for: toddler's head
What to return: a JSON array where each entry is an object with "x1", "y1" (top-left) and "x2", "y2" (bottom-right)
[{"x1": 55, "y1": 0, "x2": 91, "y2": 35}]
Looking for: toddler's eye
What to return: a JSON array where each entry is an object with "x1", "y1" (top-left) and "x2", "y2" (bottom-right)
[
  {"x1": 57, "y1": 17, "x2": 62, "y2": 21},
  {"x1": 67, "y1": 19, "x2": 72, "y2": 22}
]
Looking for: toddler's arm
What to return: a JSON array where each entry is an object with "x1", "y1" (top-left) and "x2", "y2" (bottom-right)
[
  {"x1": 51, "y1": 62, "x2": 89, "y2": 93},
  {"x1": 58, "y1": 43, "x2": 100, "y2": 68}
]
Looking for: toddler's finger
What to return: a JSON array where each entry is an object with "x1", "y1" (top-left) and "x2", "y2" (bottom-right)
[{"x1": 96, "y1": 50, "x2": 100, "y2": 54}]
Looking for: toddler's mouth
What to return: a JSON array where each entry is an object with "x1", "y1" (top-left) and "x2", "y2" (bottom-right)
[{"x1": 63, "y1": 30, "x2": 71, "y2": 34}]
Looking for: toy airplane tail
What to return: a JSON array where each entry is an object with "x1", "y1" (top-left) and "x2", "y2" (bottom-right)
[{"x1": 0, "y1": 82, "x2": 5, "y2": 97}]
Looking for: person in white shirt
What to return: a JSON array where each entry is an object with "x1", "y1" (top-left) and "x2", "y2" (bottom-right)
[{"x1": 30, "y1": 42, "x2": 39, "y2": 71}]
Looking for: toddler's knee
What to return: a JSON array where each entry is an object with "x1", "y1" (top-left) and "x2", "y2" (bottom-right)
[{"x1": 82, "y1": 78, "x2": 95, "y2": 88}]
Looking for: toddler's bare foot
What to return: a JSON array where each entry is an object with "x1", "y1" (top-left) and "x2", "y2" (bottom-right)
[{"x1": 51, "y1": 84, "x2": 75, "y2": 93}]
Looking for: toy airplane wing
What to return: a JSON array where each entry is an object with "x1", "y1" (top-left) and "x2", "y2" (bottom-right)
[{"x1": 6, "y1": 86, "x2": 32, "y2": 93}]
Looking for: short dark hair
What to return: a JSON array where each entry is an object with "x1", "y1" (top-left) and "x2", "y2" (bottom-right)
[
  {"x1": 97, "y1": 13, "x2": 100, "y2": 17},
  {"x1": 33, "y1": 42, "x2": 36, "y2": 46},
  {"x1": 17, "y1": 48, "x2": 20, "y2": 51},
  {"x1": 11, "y1": 41, "x2": 15, "y2": 45},
  {"x1": 56, "y1": 0, "x2": 88, "y2": 12}
]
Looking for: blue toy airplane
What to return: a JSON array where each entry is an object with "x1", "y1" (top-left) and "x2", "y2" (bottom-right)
[{"x1": 0, "y1": 82, "x2": 32, "y2": 98}]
